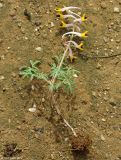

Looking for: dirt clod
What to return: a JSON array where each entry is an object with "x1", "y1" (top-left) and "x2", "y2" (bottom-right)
[
  {"x1": 70, "y1": 133, "x2": 92, "y2": 153},
  {"x1": 3, "y1": 143, "x2": 22, "y2": 157}
]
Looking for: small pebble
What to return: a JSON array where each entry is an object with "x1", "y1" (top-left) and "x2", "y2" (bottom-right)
[
  {"x1": 35, "y1": 134, "x2": 39, "y2": 139},
  {"x1": 0, "y1": 75, "x2": 5, "y2": 80},
  {"x1": 11, "y1": 73, "x2": 16, "y2": 78},
  {"x1": 65, "y1": 137, "x2": 69, "y2": 142},
  {"x1": 34, "y1": 20, "x2": 41, "y2": 26},
  {"x1": 28, "y1": 107, "x2": 36, "y2": 112},
  {"x1": 101, "y1": 118, "x2": 106, "y2": 122},
  {"x1": 96, "y1": 63, "x2": 101, "y2": 69},
  {"x1": 50, "y1": 22, "x2": 55, "y2": 27},
  {"x1": 9, "y1": 9, "x2": 16, "y2": 17},
  {"x1": 28, "y1": 104, "x2": 36, "y2": 113},
  {"x1": 101, "y1": 135, "x2": 105, "y2": 141},
  {"x1": 0, "y1": 3, "x2": 3, "y2": 8},
  {"x1": 109, "y1": 97, "x2": 117, "y2": 106},
  {"x1": 35, "y1": 47, "x2": 43, "y2": 52},
  {"x1": 73, "y1": 74, "x2": 78, "y2": 78},
  {"x1": 114, "y1": 7, "x2": 120, "y2": 13},
  {"x1": 100, "y1": 2, "x2": 107, "y2": 9},
  {"x1": 92, "y1": 91, "x2": 97, "y2": 97},
  {"x1": 16, "y1": 126, "x2": 21, "y2": 130},
  {"x1": 31, "y1": 85, "x2": 35, "y2": 91},
  {"x1": 103, "y1": 37, "x2": 109, "y2": 43},
  {"x1": 42, "y1": 98, "x2": 45, "y2": 103}
]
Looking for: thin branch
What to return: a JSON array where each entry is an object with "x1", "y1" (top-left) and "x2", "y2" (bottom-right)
[
  {"x1": 51, "y1": 94, "x2": 77, "y2": 137},
  {"x1": 79, "y1": 53, "x2": 121, "y2": 59}
]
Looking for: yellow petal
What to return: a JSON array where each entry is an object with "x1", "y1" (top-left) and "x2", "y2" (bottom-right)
[
  {"x1": 78, "y1": 42, "x2": 84, "y2": 50},
  {"x1": 60, "y1": 21, "x2": 66, "y2": 28},
  {"x1": 56, "y1": 13, "x2": 64, "y2": 19},
  {"x1": 69, "y1": 55, "x2": 77, "y2": 62},
  {"x1": 81, "y1": 14, "x2": 87, "y2": 22},
  {"x1": 81, "y1": 31, "x2": 88, "y2": 38},
  {"x1": 55, "y1": 8, "x2": 62, "y2": 12}
]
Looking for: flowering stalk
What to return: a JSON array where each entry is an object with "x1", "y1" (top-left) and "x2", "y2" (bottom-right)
[
  {"x1": 67, "y1": 10, "x2": 81, "y2": 18},
  {"x1": 57, "y1": 12, "x2": 87, "y2": 24},
  {"x1": 51, "y1": 6, "x2": 89, "y2": 137},
  {"x1": 62, "y1": 31, "x2": 88, "y2": 39},
  {"x1": 60, "y1": 21, "x2": 81, "y2": 31},
  {"x1": 60, "y1": 21, "x2": 74, "y2": 28},
  {"x1": 68, "y1": 41, "x2": 84, "y2": 50},
  {"x1": 51, "y1": 30, "x2": 77, "y2": 137},
  {"x1": 68, "y1": 46, "x2": 77, "y2": 62},
  {"x1": 55, "y1": 6, "x2": 81, "y2": 12},
  {"x1": 73, "y1": 14, "x2": 87, "y2": 23},
  {"x1": 51, "y1": 43, "x2": 70, "y2": 84},
  {"x1": 56, "y1": 13, "x2": 76, "y2": 19}
]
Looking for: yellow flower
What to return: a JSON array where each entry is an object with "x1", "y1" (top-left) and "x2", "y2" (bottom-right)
[
  {"x1": 81, "y1": 31, "x2": 88, "y2": 38},
  {"x1": 81, "y1": 14, "x2": 87, "y2": 22},
  {"x1": 60, "y1": 21, "x2": 67, "y2": 28},
  {"x1": 56, "y1": 13, "x2": 64, "y2": 19},
  {"x1": 62, "y1": 31, "x2": 88, "y2": 39},
  {"x1": 77, "y1": 42, "x2": 84, "y2": 51},
  {"x1": 55, "y1": 8, "x2": 62, "y2": 12},
  {"x1": 69, "y1": 55, "x2": 77, "y2": 62}
]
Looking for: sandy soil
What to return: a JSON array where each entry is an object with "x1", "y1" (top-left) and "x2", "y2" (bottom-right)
[{"x1": 0, "y1": 0, "x2": 121, "y2": 159}]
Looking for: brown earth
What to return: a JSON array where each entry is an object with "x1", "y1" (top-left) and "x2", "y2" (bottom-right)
[{"x1": 0, "y1": 0, "x2": 121, "y2": 160}]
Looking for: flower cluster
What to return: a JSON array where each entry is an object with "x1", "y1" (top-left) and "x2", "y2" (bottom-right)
[{"x1": 55, "y1": 6, "x2": 88, "y2": 62}]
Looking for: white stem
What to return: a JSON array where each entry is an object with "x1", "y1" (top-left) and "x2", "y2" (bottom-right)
[
  {"x1": 74, "y1": 18, "x2": 82, "y2": 24},
  {"x1": 68, "y1": 46, "x2": 73, "y2": 56},
  {"x1": 62, "y1": 6, "x2": 81, "y2": 12},
  {"x1": 64, "y1": 119, "x2": 77, "y2": 137},
  {"x1": 64, "y1": 14, "x2": 77, "y2": 19},
  {"x1": 68, "y1": 40, "x2": 78, "y2": 48},
  {"x1": 51, "y1": 44, "x2": 70, "y2": 84},
  {"x1": 66, "y1": 23, "x2": 74, "y2": 28},
  {"x1": 68, "y1": 10, "x2": 81, "y2": 18},
  {"x1": 62, "y1": 31, "x2": 81, "y2": 39},
  {"x1": 52, "y1": 95, "x2": 77, "y2": 137}
]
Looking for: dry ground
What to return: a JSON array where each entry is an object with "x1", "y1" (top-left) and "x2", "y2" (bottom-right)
[{"x1": 0, "y1": 0, "x2": 121, "y2": 159}]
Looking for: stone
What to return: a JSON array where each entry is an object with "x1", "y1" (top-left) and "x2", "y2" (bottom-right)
[
  {"x1": 34, "y1": 20, "x2": 41, "y2": 26},
  {"x1": 114, "y1": 7, "x2": 120, "y2": 13},
  {"x1": 109, "y1": 97, "x2": 117, "y2": 106},
  {"x1": 0, "y1": 75, "x2": 5, "y2": 80},
  {"x1": 100, "y1": 2, "x2": 107, "y2": 9},
  {"x1": 28, "y1": 103, "x2": 37, "y2": 112},
  {"x1": 35, "y1": 47, "x2": 43, "y2": 52},
  {"x1": 73, "y1": 74, "x2": 78, "y2": 78},
  {"x1": 103, "y1": 37, "x2": 109, "y2": 43},
  {"x1": 28, "y1": 107, "x2": 36, "y2": 112},
  {"x1": 50, "y1": 22, "x2": 55, "y2": 27},
  {"x1": 101, "y1": 118, "x2": 106, "y2": 122},
  {"x1": 92, "y1": 91, "x2": 97, "y2": 97},
  {"x1": 42, "y1": 98, "x2": 45, "y2": 103},
  {"x1": 96, "y1": 63, "x2": 102, "y2": 69},
  {"x1": 0, "y1": 3, "x2": 3, "y2": 8},
  {"x1": 101, "y1": 135, "x2": 105, "y2": 141},
  {"x1": 11, "y1": 73, "x2": 16, "y2": 78},
  {"x1": 9, "y1": 9, "x2": 16, "y2": 17}
]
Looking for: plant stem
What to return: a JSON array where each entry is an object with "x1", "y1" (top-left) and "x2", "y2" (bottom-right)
[
  {"x1": 51, "y1": 44, "x2": 70, "y2": 85},
  {"x1": 51, "y1": 27, "x2": 75, "y2": 86},
  {"x1": 50, "y1": 27, "x2": 77, "y2": 137},
  {"x1": 51, "y1": 94, "x2": 77, "y2": 137}
]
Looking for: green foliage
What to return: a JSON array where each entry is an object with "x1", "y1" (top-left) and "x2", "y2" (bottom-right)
[
  {"x1": 20, "y1": 60, "x2": 48, "y2": 82},
  {"x1": 49, "y1": 61, "x2": 79, "y2": 93},
  {"x1": 20, "y1": 59, "x2": 79, "y2": 93}
]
